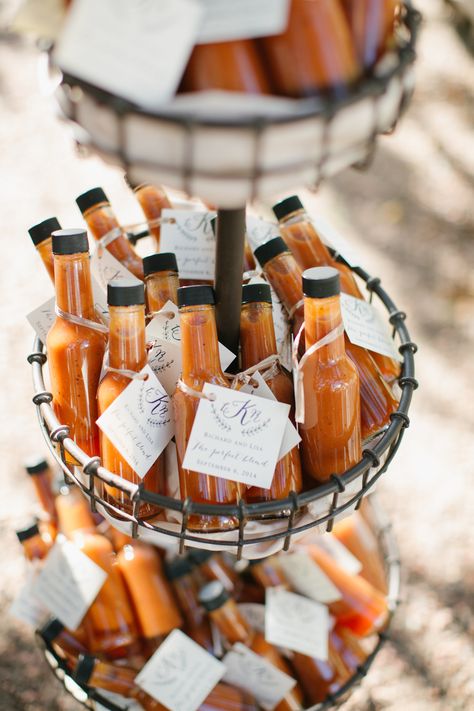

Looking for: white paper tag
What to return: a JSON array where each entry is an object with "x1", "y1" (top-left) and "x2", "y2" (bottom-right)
[
  {"x1": 240, "y1": 372, "x2": 300, "y2": 461},
  {"x1": 95, "y1": 691, "x2": 141, "y2": 711},
  {"x1": 313, "y1": 535, "x2": 362, "y2": 576},
  {"x1": 246, "y1": 216, "x2": 281, "y2": 252},
  {"x1": 26, "y1": 295, "x2": 56, "y2": 343},
  {"x1": 223, "y1": 642, "x2": 296, "y2": 711},
  {"x1": 183, "y1": 383, "x2": 290, "y2": 489},
  {"x1": 160, "y1": 210, "x2": 216, "y2": 281},
  {"x1": 265, "y1": 588, "x2": 329, "y2": 661},
  {"x1": 90, "y1": 247, "x2": 140, "y2": 294},
  {"x1": 55, "y1": 0, "x2": 204, "y2": 110},
  {"x1": 9, "y1": 571, "x2": 49, "y2": 629},
  {"x1": 311, "y1": 215, "x2": 361, "y2": 269},
  {"x1": 237, "y1": 603, "x2": 266, "y2": 634},
  {"x1": 91, "y1": 275, "x2": 110, "y2": 324},
  {"x1": 279, "y1": 552, "x2": 342, "y2": 604},
  {"x1": 197, "y1": 0, "x2": 290, "y2": 43},
  {"x1": 97, "y1": 364, "x2": 174, "y2": 480},
  {"x1": 31, "y1": 539, "x2": 107, "y2": 631},
  {"x1": 136, "y1": 629, "x2": 225, "y2": 711},
  {"x1": 340, "y1": 293, "x2": 402, "y2": 361}
]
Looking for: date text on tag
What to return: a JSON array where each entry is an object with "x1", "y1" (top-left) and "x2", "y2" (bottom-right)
[
  {"x1": 136, "y1": 629, "x2": 225, "y2": 711},
  {"x1": 279, "y1": 552, "x2": 342, "y2": 604},
  {"x1": 26, "y1": 295, "x2": 56, "y2": 342},
  {"x1": 340, "y1": 293, "x2": 402, "y2": 361},
  {"x1": 160, "y1": 210, "x2": 216, "y2": 281},
  {"x1": 198, "y1": 0, "x2": 290, "y2": 43},
  {"x1": 223, "y1": 642, "x2": 296, "y2": 711},
  {"x1": 32, "y1": 540, "x2": 107, "y2": 630},
  {"x1": 183, "y1": 384, "x2": 290, "y2": 489},
  {"x1": 265, "y1": 588, "x2": 329, "y2": 661},
  {"x1": 90, "y1": 247, "x2": 140, "y2": 294},
  {"x1": 97, "y1": 365, "x2": 174, "y2": 480}
]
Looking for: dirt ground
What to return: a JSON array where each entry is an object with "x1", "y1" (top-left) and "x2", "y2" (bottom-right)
[{"x1": 0, "y1": 0, "x2": 473, "y2": 709}]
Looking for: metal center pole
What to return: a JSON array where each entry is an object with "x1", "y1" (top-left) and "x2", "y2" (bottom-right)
[{"x1": 214, "y1": 207, "x2": 247, "y2": 372}]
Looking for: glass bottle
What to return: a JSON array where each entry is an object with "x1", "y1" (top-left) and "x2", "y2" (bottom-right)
[
  {"x1": 143, "y1": 252, "x2": 179, "y2": 317},
  {"x1": 116, "y1": 541, "x2": 183, "y2": 657},
  {"x1": 47, "y1": 229, "x2": 107, "y2": 463},
  {"x1": 97, "y1": 280, "x2": 165, "y2": 519},
  {"x1": 128, "y1": 180, "x2": 172, "y2": 251},
  {"x1": 28, "y1": 216, "x2": 61, "y2": 282},
  {"x1": 299, "y1": 268, "x2": 361, "y2": 482},
  {"x1": 39, "y1": 618, "x2": 88, "y2": 664},
  {"x1": 76, "y1": 187, "x2": 144, "y2": 280},
  {"x1": 239, "y1": 283, "x2": 302, "y2": 503},
  {"x1": 16, "y1": 522, "x2": 51, "y2": 562},
  {"x1": 180, "y1": 40, "x2": 270, "y2": 94},
  {"x1": 342, "y1": 0, "x2": 399, "y2": 70},
  {"x1": 24, "y1": 457, "x2": 58, "y2": 536},
  {"x1": 172, "y1": 286, "x2": 241, "y2": 532},
  {"x1": 333, "y1": 512, "x2": 387, "y2": 594},
  {"x1": 188, "y1": 549, "x2": 240, "y2": 594},
  {"x1": 199, "y1": 581, "x2": 304, "y2": 711},
  {"x1": 259, "y1": 0, "x2": 359, "y2": 98}
]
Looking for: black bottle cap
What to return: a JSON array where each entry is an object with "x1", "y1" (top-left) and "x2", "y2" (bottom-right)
[
  {"x1": 272, "y1": 195, "x2": 304, "y2": 222},
  {"x1": 28, "y1": 217, "x2": 61, "y2": 247},
  {"x1": 254, "y1": 237, "x2": 289, "y2": 268},
  {"x1": 302, "y1": 267, "x2": 340, "y2": 298},
  {"x1": 163, "y1": 556, "x2": 194, "y2": 580},
  {"x1": 198, "y1": 581, "x2": 229, "y2": 612},
  {"x1": 74, "y1": 655, "x2": 96, "y2": 686},
  {"x1": 107, "y1": 279, "x2": 145, "y2": 307},
  {"x1": 143, "y1": 252, "x2": 178, "y2": 278},
  {"x1": 52, "y1": 229, "x2": 89, "y2": 255},
  {"x1": 76, "y1": 187, "x2": 108, "y2": 215},
  {"x1": 40, "y1": 618, "x2": 64, "y2": 643},
  {"x1": 24, "y1": 456, "x2": 49, "y2": 476},
  {"x1": 177, "y1": 285, "x2": 215, "y2": 309},
  {"x1": 16, "y1": 522, "x2": 40, "y2": 543},
  {"x1": 188, "y1": 549, "x2": 213, "y2": 565},
  {"x1": 241, "y1": 283, "x2": 272, "y2": 305}
]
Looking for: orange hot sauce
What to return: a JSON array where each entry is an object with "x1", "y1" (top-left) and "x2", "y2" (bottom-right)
[
  {"x1": 180, "y1": 40, "x2": 271, "y2": 94},
  {"x1": 47, "y1": 229, "x2": 107, "y2": 463},
  {"x1": 259, "y1": 0, "x2": 359, "y2": 98},
  {"x1": 143, "y1": 252, "x2": 179, "y2": 317},
  {"x1": 16, "y1": 522, "x2": 51, "y2": 562},
  {"x1": 188, "y1": 549, "x2": 241, "y2": 595},
  {"x1": 24, "y1": 457, "x2": 58, "y2": 535},
  {"x1": 299, "y1": 267, "x2": 361, "y2": 482},
  {"x1": 342, "y1": 0, "x2": 400, "y2": 69},
  {"x1": 172, "y1": 286, "x2": 241, "y2": 532},
  {"x1": 128, "y1": 180, "x2": 172, "y2": 251},
  {"x1": 333, "y1": 512, "x2": 388, "y2": 594},
  {"x1": 97, "y1": 280, "x2": 165, "y2": 518},
  {"x1": 240, "y1": 283, "x2": 302, "y2": 503},
  {"x1": 28, "y1": 216, "x2": 61, "y2": 282},
  {"x1": 76, "y1": 187, "x2": 144, "y2": 280}
]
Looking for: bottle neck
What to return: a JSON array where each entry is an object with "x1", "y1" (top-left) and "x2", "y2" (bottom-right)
[
  {"x1": 145, "y1": 271, "x2": 179, "y2": 313},
  {"x1": 37, "y1": 237, "x2": 55, "y2": 283},
  {"x1": 83, "y1": 202, "x2": 120, "y2": 240},
  {"x1": 264, "y1": 252, "x2": 303, "y2": 313},
  {"x1": 53, "y1": 253, "x2": 96, "y2": 319},
  {"x1": 88, "y1": 659, "x2": 136, "y2": 697},
  {"x1": 304, "y1": 295, "x2": 345, "y2": 362},
  {"x1": 280, "y1": 208, "x2": 332, "y2": 265},
  {"x1": 240, "y1": 302, "x2": 277, "y2": 368},
  {"x1": 108, "y1": 305, "x2": 146, "y2": 372},
  {"x1": 180, "y1": 305, "x2": 224, "y2": 382},
  {"x1": 209, "y1": 598, "x2": 253, "y2": 646}
]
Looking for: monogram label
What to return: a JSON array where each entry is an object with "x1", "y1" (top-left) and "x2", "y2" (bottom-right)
[
  {"x1": 160, "y1": 210, "x2": 216, "y2": 280},
  {"x1": 341, "y1": 293, "x2": 402, "y2": 361},
  {"x1": 279, "y1": 552, "x2": 342, "y2": 604}
]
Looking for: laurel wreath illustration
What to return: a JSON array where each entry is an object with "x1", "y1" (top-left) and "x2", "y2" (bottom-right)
[
  {"x1": 210, "y1": 403, "x2": 231, "y2": 432},
  {"x1": 241, "y1": 417, "x2": 271, "y2": 437}
]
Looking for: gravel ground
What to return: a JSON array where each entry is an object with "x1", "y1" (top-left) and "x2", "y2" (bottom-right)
[{"x1": 0, "y1": 1, "x2": 473, "y2": 709}]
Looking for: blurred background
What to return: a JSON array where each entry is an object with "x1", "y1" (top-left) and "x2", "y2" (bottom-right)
[{"x1": 0, "y1": 0, "x2": 473, "y2": 708}]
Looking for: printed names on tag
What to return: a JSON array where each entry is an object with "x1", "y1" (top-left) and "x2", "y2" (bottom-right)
[
  {"x1": 32, "y1": 540, "x2": 107, "y2": 630},
  {"x1": 160, "y1": 210, "x2": 216, "y2": 281},
  {"x1": 223, "y1": 642, "x2": 296, "y2": 711},
  {"x1": 340, "y1": 293, "x2": 402, "y2": 361},
  {"x1": 97, "y1": 364, "x2": 174, "y2": 479},
  {"x1": 182, "y1": 384, "x2": 290, "y2": 489},
  {"x1": 136, "y1": 629, "x2": 225, "y2": 711},
  {"x1": 265, "y1": 588, "x2": 329, "y2": 661},
  {"x1": 26, "y1": 295, "x2": 56, "y2": 342},
  {"x1": 279, "y1": 552, "x2": 342, "y2": 604},
  {"x1": 198, "y1": 0, "x2": 290, "y2": 43},
  {"x1": 90, "y1": 247, "x2": 140, "y2": 294}
]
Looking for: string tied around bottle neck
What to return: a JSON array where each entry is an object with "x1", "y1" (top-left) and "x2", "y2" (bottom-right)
[
  {"x1": 292, "y1": 321, "x2": 345, "y2": 424},
  {"x1": 106, "y1": 366, "x2": 149, "y2": 381},
  {"x1": 288, "y1": 299, "x2": 305, "y2": 321},
  {"x1": 177, "y1": 379, "x2": 216, "y2": 401},
  {"x1": 55, "y1": 305, "x2": 109, "y2": 335},
  {"x1": 232, "y1": 355, "x2": 280, "y2": 389}
]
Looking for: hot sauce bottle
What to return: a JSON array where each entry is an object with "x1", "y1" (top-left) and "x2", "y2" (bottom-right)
[
  {"x1": 199, "y1": 581, "x2": 304, "y2": 711},
  {"x1": 143, "y1": 252, "x2": 179, "y2": 317},
  {"x1": 180, "y1": 40, "x2": 271, "y2": 94},
  {"x1": 116, "y1": 541, "x2": 183, "y2": 658},
  {"x1": 16, "y1": 522, "x2": 51, "y2": 562},
  {"x1": 97, "y1": 280, "x2": 165, "y2": 519},
  {"x1": 299, "y1": 268, "x2": 361, "y2": 482},
  {"x1": 239, "y1": 283, "x2": 302, "y2": 503},
  {"x1": 259, "y1": 0, "x2": 359, "y2": 98},
  {"x1": 188, "y1": 549, "x2": 240, "y2": 594},
  {"x1": 333, "y1": 512, "x2": 388, "y2": 594},
  {"x1": 28, "y1": 216, "x2": 61, "y2": 282},
  {"x1": 24, "y1": 457, "x2": 58, "y2": 536},
  {"x1": 172, "y1": 286, "x2": 240, "y2": 532},
  {"x1": 342, "y1": 0, "x2": 399, "y2": 70},
  {"x1": 39, "y1": 618, "x2": 88, "y2": 667},
  {"x1": 127, "y1": 180, "x2": 172, "y2": 251},
  {"x1": 47, "y1": 229, "x2": 107, "y2": 463},
  {"x1": 76, "y1": 187, "x2": 144, "y2": 280}
]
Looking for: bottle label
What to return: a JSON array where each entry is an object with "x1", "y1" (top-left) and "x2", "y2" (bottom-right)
[
  {"x1": 237, "y1": 603, "x2": 266, "y2": 634},
  {"x1": 9, "y1": 570, "x2": 49, "y2": 629},
  {"x1": 135, "y1": 629, "x2": 225, "y2": 711},
  {"x1": 97, "y1": 364, "x2": 174, "y2": 480},
  {"x1": 182, "y1": 383, "x2": 290, "y2": 489},
  {"x1": 90, "y1": 246, "x2": 140, "y2": 294},
  {"x1": 340, "y1": 293, "x2": 403, "y2": 361},
  {"x1": 160, "y1": 210, "x2": 216, "y2": 281},
  {"x1": 31, "y1": 539, "x2": 107, "y2": 631},
  {"x1": 222, "y1": 642, "x2": 296, "y2": 711},
  {"x1": 279, "y1": 552, "x2": 342, "y2": 604},
  {"x1": 197, "y1": 0, "x2": 290, "y2": 43},
  {"x1": 297, "y1": 534, "x2": 363, "y2": 576},
  {"x1": 265, "y1": 588, "x2": 329, "y2": 661},
  {"x1": 26, "y1": 295, "x2": 56, "y2": 343}
]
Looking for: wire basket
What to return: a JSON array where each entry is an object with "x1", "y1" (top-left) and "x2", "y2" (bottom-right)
[
  {"x1": 28, "y1": 261, "x2": 417, "y2": 559},
  {"x1": 50, "y1": 4, "x2": 421, "y2": 208}
]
